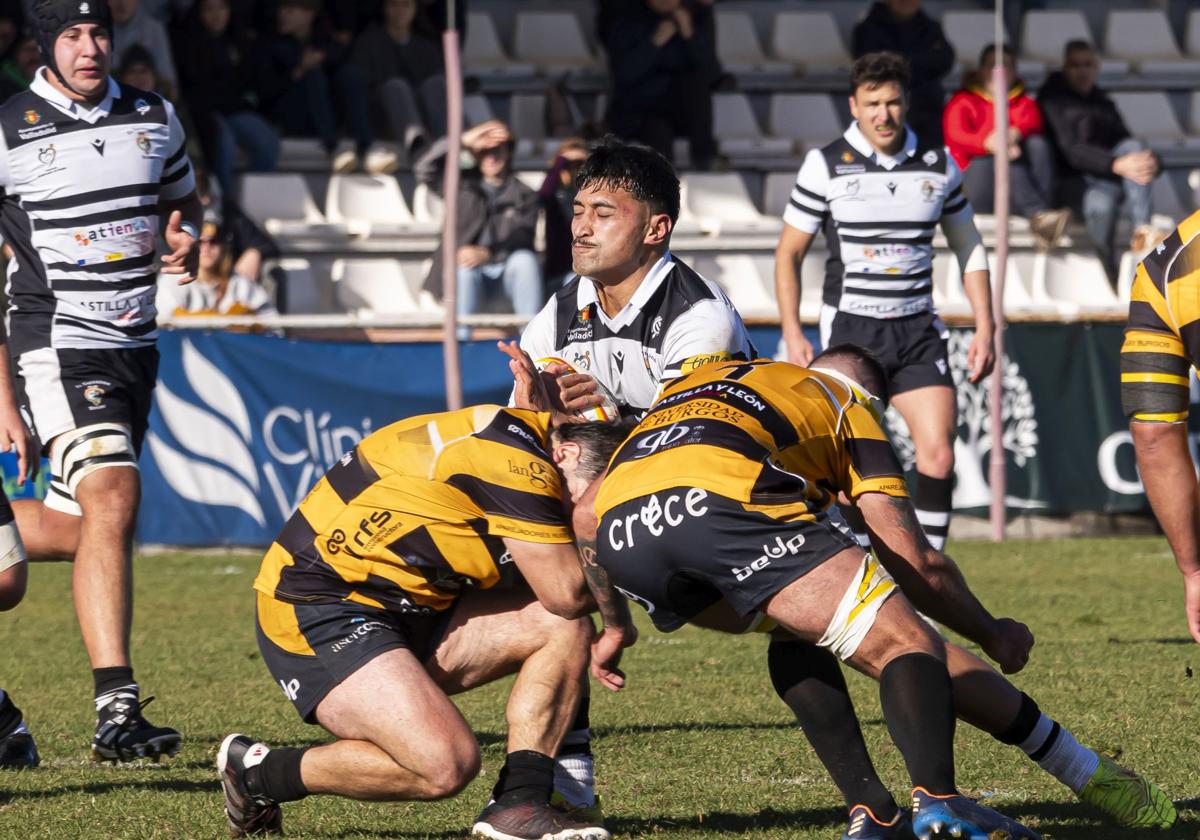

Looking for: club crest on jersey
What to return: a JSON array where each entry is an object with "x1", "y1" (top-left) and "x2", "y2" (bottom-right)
[
  {"x1": 22, "y1": 109, "x2": 38, "y2": 125},
  {"x1": 921, "y1": 179, "x2": 936, "y2": 201},
  {"x1": 135, "y1": 131, "x2": 151, "y2": 154},
  {"x1": 134, "y1": 98, "x2": 150, "y2": 116},
  {"x1": 841, "y1": 150, "x2": 854, "y2": 163},
  {"x1": 651, "y1": 315, "x2": 663, "y2": 339},
  {"x1": 37, "y1": 144, "x2": 55, "y2": 167},
  {"x1": 922, "y1": 149, "x2": 938, "y2": 166},
  {"x1": 83, "y1": 384, "x2": 105, "y2": 407},
  {"x1": 571, "y1": 350, "x2": 591, "y2": 370}
]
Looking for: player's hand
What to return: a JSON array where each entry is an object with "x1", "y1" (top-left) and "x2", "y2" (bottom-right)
[
  {"x1": 784, "y1": 329, "x2": 814, "y2": 367},
  {"x1": 966, "y1": 327, "x2": 995, "y2": 383},
  {"x1": 498, "y1": 341, "x2": 577, "y2": 424},
  {"x1": 557, "y1": 372, "x2": 606, "y2": 416},
  {"x1": 1183, "y1": 570, "x2": 1200, "y2": 644},
  {"x1": 590, "y1": 624, "x2": 638, "y2": 692},
  {"x1": 983, "y1": 617, "x2": 1034, "y2": 674},
  {"x1": 161, "y1": 209, "x2": 199, "y2": 285},
  {"x1": 0, "y1": 407, "x2": 34, "y2": 486}
]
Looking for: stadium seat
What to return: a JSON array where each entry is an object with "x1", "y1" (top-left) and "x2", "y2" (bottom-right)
[
  {"x1": 942, "y1": 12, "x2": 1007, "y2": 71},
  {"x1": 679, "y1": 253, "x2": 775, "y2": 317},
  {"x1": 769, "y1": 12, "x2": 852, "y2": 77},
  {"x1": 464, "y1": 94, "x2": 496, "y2": 127},
  {"x1": 1188, "y1": 10, "x2": 1200, "y2": 56},
  {"x1": 268, "y1": 258, "x2": 329, "y2": 315},
  {"x1": 768, "y1": 93, "x2": 844, "y2": 154},
  {"x1": 1190, "y1": 91, "x2": 1200, "y2": 134},
  {"x1": 462, "y1": 11, "x2": 534, "y2": 77},
  {"x1": 1150, "y1": 174, "x2": 1187, "y2": 225},
  {"x1": 1020, "y1": 11, "x2": 1128, "y2": 76},
  {"x1": 1103, "y1": 10, "x2": 1200, "y2": 77},
  {"x1": 508, "y1": 93, "x2": 549, "y2": 158},
  {"x1": 1109, "y1": 92, "x2": 1192, "y2": 143},
  {"x1": 325, "y1": 174, "x2": 437, "y2": 238},
  {"x1": 240, "y1": 174, "x2": 346, "y2": 238},
  {"x1": 412, "y1": 182, "x2": 444, "y2": 225},
  {"x1": 763, "y1": 171, "x2": 800, "y2": 217},
  {"x1": 681, "y1": 172, "x2": 783, "y2": 235},
  {"x1": 715, "y1": 11, "x2": 792, "y2": 76},
  {"x1": 711, "y1": 93, "x2": 793, "y2": 158},
  {"x1": 332, "y1": 259, "x2": 422, "y2": 316},
  {"x1": 1039, "y1": 252, "x2": 1120, "y2": 313},
  {"x1": 513, "y1": 12, "x2": 602, "y2": 76}
]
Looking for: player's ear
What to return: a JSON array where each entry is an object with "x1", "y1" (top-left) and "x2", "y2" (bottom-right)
[{"x1": 645, "y1": 212, "x2": 672, "y2": 247}]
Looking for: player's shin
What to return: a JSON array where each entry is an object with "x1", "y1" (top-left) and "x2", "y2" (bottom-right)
[
  {"x1": 994, "y1": 692, "x2": 1098, "y2": 793},
  {"x1": 878, "y1": 652, "x2": 956, "y2": 795},
  {"x1": 767, "y1": 638, "x2": 898, "y2": 820}
]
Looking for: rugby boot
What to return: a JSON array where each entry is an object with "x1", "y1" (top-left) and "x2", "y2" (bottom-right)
[
  {"x1": 842, "y1": 804, "x2": 914, "y2": 839},
  {"x1": 0, "y1": 727, "x2": 38, "y2": 769},
  {"x1": 217, "y1": 734, "x2": 283, "y2": 837},
  {"x1": 1077, "y1": 755, "x2": 1177, "y2": 829},
  {"x1": 473, "y1": 797, "x2": 611, "y2": 840},
  {"x1": 911, "y1": 787, "x2": 1040, "y2": 840},
  {"x1": 550, "y1": 791, "x2": 606, "y2": 825},
  {"x1": 91, "y1": 694, "x2": 181, "y2": 763}
]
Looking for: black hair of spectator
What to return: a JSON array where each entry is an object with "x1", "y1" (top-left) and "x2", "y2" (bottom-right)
[
  {"x1": 575, "y1": 136, "x2": 680, "y2": 223},
  {"x1": 848, "y1": 51, "x2": 911, "y2": 95},
  {"x1": 118, "y1": 42, "x2": 157, "y2": 76},
  {"x1": 552, "y1": 419, "x2": 637, "y2": 482},
  {"x1": 1063, "y1": 39, "x2": 1094, "y2": 61},
  {"x1": 978, "y1": 42, "x2": 1015, "y2": 67},
  {"x1": 811, "y1": 343, "x2": 890, "y2": 404}
]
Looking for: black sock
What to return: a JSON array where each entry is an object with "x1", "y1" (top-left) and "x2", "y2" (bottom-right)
[
  {"x1": 93, "y1": 666, "x2": 136, "y2": 700},
  {"x1": 246, "y1": 747, "x2": 309, "y2": 804},
  {"x1": 994, "y1": 692, "x2": 1042, "y2": 746},
  {"x1": 914, "y1": 473, "x2": 953, "y2": 551},
  {"x1": 559, "y1": 693, "x2": 592, "y2": 757},
  {"x1": 492, "y1": 750, "x2": 554, "y2": 805},
  {"x1": 0, "y1": 690, "x2": 22, "y2": 735},
  {"x1": 768, "y1": 639, "x2": 897, "y2": 820},
  {"x1": 878, "y1": 652, "x2": 956, "y2": 795}
]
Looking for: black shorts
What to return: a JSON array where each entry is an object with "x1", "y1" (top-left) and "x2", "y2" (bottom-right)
[
  {"x1": 823, "y1": 309, "x2": 953, "y2": 396},
  {"x1": 256, "y1": 592, "x2": 454, "y2": 723},
  {"x1": 13, "y1": 346, "x2": 158, "y2": 453},
  {"x1": 596, "y1": 488, "x2": 859, "y2": 633}
]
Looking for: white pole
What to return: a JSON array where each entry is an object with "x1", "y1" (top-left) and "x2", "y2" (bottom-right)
[
  {"x1": 440, "y1": 4, "x2": 464, "y2": 411},
  {"x1": 989, "y1": 0, "x2": 1009, "y2": 540}
]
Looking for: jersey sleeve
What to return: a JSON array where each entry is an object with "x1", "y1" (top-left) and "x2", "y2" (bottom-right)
[
  {"x1": 836, "y1": 402, "x2": 909, "y2": 500},
  {"x1": 938, "y1": 154, "x2": 989, "y2": 274},
  {"x1": 780, "y1": 148, "x2": 830, "y2": 234},
  {"x1": 158, "y1": 98, "x2": 195, "y2": 201},
  {"x1": 1121, "y1": 260, "x2": 1190, "y2": 423},
  {"x1": 658, "y1": 298, "x2": 749, "y2": 382}
]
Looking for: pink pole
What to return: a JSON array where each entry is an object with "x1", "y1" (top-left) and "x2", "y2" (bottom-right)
[
  {"x1": 440, "y1": 15, "x2": 464, "y2": 411},
  {"x1": 989, "y1": 0, "x2": 1009, "y2": 540}
]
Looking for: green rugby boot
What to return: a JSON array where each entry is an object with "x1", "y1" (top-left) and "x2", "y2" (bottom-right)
[{"x1": 1077, "y1": 756, "x2": 1177, "y2": 829}]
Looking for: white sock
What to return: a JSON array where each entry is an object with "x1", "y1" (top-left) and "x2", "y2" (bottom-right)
[
  {"x1": 1019, "y1": 714, "x2": 1099, "y2": 793},
  {"x1": 554, "y1": 752, "x2": 595, "y2": 808}
]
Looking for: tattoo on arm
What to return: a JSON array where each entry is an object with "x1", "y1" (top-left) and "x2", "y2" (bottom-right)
[{"x1": 578, "y1": 537, "x2": 633, "y2": 632}]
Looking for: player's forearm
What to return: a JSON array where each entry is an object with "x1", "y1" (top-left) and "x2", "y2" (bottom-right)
[
  {"x1": 961, "y1": 269, "x2": 994, "y2": 332},
  {"x1": 159, "y1": 191, "x2": 203, "y2": 232},
  {"x1": 573, "y1": 499, "x2": 635, "y2": 634},
  {"x1": 1132, "y1": 421, "x2": 1200, "y2": 578},
  {"x1": 774, "y1": 239, "x2": 810, "y2": 333}
]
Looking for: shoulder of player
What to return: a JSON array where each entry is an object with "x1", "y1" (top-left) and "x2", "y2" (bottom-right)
[{"x1": 0, "y1": 89, "x2": 42, "y2": 121}]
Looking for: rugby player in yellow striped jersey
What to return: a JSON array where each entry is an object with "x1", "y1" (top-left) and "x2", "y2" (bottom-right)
[
  {"x1": 548, "y1": 349, "x2": 1174, "y2": 836},
  {"x1": 1124, "y1": 209, "x2": 1200, "y2": 644},
  {"x1": 215, "y1": 405, "x2": 628, "y2": 840}
]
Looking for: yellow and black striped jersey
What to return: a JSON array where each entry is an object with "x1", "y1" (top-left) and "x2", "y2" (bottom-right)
[
  {"x1": 1122, "y1": 210, "x2": 1200, "y2": 423},
  {"x1": 253, "y1": 406, "x2": 571, "y2": 614},
  {"x1": 594, "y1": 359, "x2": 909, "y2": 523}
]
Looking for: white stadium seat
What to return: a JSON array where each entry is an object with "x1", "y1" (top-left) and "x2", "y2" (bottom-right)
[
  {"x1": 412, "y1": 182, "x2": 444, "y2": 225},
  {"x1": 769, "y1": 12, "x2": 852, "y2": 76},
  {"x1": 332, "y1": 259, "x2": 421, "y2": 316},
  {"x1": 1190, "y1": 91, "x2": 1200, "y2": 134},
  {"x1": 513, "y1": 12, "x2": 600, "y2": 73},
  {"x1": 269, "y1": 258, "x2": 328, "y2": 315},
  {"x1": 764, "y1": 171, "x2": 800, "y2": 218},
  {"x1": 768, "y1": 93, "x2": 844, "y2": 154},
  {"x1": 1188, "y1": 10, "x2": 1200, "y2": 57},
  {"x1": 1040, "y1": 252, "x2": 1119, "y2": 312},
  {"x1": 462, "y1": 11, "x2": 534, "y2": 77},
  {"x1": 240, "y1": 174, "x2": 346, "y2": 238},
  {"x1": 681, "y1": 173, "x2": 782, "y2": 235},
  {"x1": 325, "y1": 175, "x2": 434, "y2": 238},
  {"x1": 1103, "y1": 10, "x2": 1200, "y2": 77},
  {"x1": 711, "y1": 93, "x2": 793, "y2": 158},
  {"x1": 1020, "y1": 10, "x2": 1092, "y2": 63},
  {"x1": 679, "y1": 253, "x2": 775, "y2": 317},
  {"x1": 1109, "y1": 92, "x2": 1187, "y2": 142},
  {"x1": 942, "y1": 12, "x2": 1007, "y2": 70},
  {"x1": 463, "y1": 94, "x2": 496, "y2": 127},
  {"x1": 715, "y1": 11, "x2": 791, "y2": 76}
]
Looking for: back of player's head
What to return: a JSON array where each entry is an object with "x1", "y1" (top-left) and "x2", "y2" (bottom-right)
[
  {"x1": 849, "y1": 51, "x2": 911, "y2": 96},
  {"x1": 810, "y1": 344, "x2": 890, "y2": 405},
  {"x1": 553, "y1": 419, "x2": 637, "y2": 482},
  {"x1": 575, "y1": 136, "x2": 680, "y2": 223}
]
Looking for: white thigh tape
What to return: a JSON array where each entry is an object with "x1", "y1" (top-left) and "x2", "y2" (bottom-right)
[
  {"x1": 818, "y1": 553, "x2": 898, "y2": 661},
  {"x1": 0, "y1": 520, "x2": 25, "y2": 573},
  {"x1": 49, "y1": 423, "x2": 138, "y2": 500}
]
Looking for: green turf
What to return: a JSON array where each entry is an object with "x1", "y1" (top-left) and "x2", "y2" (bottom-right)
[{"x1": 0, "y1": 537, "x2": 1198, "y2": 838}]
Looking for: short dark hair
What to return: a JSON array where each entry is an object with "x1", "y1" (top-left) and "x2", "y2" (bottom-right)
[
  {"x1": 978, "y1": 42, "x2": 1015, "y2": 67},
  {"x1": 1063, "y1": 39, "x2": 1094, "y2": 61},
  {"x1": 810, "y1": 343, "x2": 890, "y2": 404},
  {"x1": 849, "y1": 51, "x2": 910, "y2": 95},
  {"x1": 575, "y1": 136, "x2": 680, "y2": 223},
  {"x1": 553, "y1": 419, "x2": 636, "y2": 483}
]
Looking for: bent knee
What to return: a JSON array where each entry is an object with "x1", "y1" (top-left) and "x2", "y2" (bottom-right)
[
  {"x1": 417, "y1": 744, "x2": 481, "y2": 799},
  {"x1": 915, "y1": 445, "x2": 954, "y2": 479},
  {"x1": 0, "y1": 573, "x2": 26, "y2": 611}
]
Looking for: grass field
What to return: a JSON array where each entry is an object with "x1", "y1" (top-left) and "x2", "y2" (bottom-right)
[{"x1": 0, "y1": 537, "x2": 1198, "y2": 839}]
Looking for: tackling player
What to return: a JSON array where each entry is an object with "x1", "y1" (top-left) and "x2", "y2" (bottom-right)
[
  {"x1": 775, "y1": 51, "x2": 995, "y2": 550},
  {"x1": 1122, "y1": 209, "x2": 1200, "y2": 641},
  {"x1": 217, "y1": 406, "x2": 626, "y2": 840}
]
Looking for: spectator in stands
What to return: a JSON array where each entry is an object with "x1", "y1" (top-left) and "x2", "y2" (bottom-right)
[
  {"x1": 1038, "y1": 40, "x2": 1162, "y2": 278},
  {"x1": 111, "y1": 0, "x2": 178, "y2": 88},
  {"x1": 539, "y1": 137, "x2": 588, "y2": 297},
  {"x1": 171, "y1": 212, "x2": 279, "y2": 318},
  {"x1": 176, "y1": 0, "x2": 280, "y2": 200},
  {"x1": 943, "y1": 43, "x2": 1068, "y2": 251},
  {"x1": 417, "y1": 120, "x2": 541, "y2": 325},
  {"x1": 351, "y1": 0, "x2": 446, "y2": 164},
  {"x1": 255, "y1": 0, "x2": 395, "y2": 175},
  {"x1": 192, "y1": 160, "x2": 280, "y2": 284},
  {"x1": 0, "y1": 33, "x2": 38, "y2": 101},
  {"x1": 602, "y1": 0, "x2": 721, "y2": 171},
  {"x1": 852, "y1": 0, "x2": 954, "y2": 146}
]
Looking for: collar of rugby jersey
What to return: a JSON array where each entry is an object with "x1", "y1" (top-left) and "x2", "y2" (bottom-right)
[
  {"x1": 31, "y1": 67, "x2": 120, "y2": 124},
  {"x1": 577, "y1": 252, "x2": 675, "y2": 331},
  {"x1": 843, "y1": 121, "x2": 918, "y2": 170}
]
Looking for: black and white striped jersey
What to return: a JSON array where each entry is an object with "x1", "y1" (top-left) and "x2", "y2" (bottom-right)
[
  {"x1": 783, "y1": 123, "x2": 974, "y2": 319},
  {"x1": 518, "y1": 253, "x2": 756, "y2": 417},
  {"x1": 0, "y1": 71, "x2": 195, "y2": 355}
]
